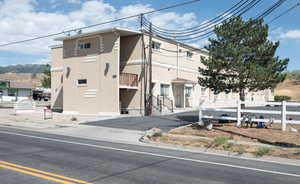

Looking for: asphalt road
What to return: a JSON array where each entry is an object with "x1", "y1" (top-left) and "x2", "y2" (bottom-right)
[
  {"x1": 1, "y1": 126, "x2": 300, "y2": 184},
  {"x1": 87, "y1": 106, "x2": 300, "y2": 131}
]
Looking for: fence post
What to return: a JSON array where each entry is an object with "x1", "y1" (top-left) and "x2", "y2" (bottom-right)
[
  {"x1": 198, "y1": 99, "x2": 205, "y2": 125},
  {"x1": 159, "y1": 99, "x2": 162, "y2": 113},
  {"x1": 281, "y1": 101, "x2": 287, "y2": 131},
  {"x1": 236, "y1": 100, "x2": 241, "y2": 127}
]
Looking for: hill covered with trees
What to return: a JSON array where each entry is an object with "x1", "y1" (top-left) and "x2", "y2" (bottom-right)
[{"x1": 0, "y1": 64, "x2": 47, "y2": 74}]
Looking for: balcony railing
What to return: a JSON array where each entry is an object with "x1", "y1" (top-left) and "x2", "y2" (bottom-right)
[{"x1": 119, "y1": 73, "x2": 138, "y2": 88}]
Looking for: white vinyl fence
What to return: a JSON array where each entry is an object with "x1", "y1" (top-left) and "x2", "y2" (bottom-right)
[{"x1": 199, "y1": 100, "x2": 300, "y2": 131}]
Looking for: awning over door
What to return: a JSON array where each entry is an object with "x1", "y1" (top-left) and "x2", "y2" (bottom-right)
[{"x1": 171, "y1": 77, "x2": 197, "y2": 84}]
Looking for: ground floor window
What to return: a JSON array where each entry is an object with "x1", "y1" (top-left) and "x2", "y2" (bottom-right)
[
  {"x1": 160, "y1": 84, "x2": 170, "y2": 96},
  {"x1": 8, "y1": 89, "x2": 17, "y2": 96},
  {"x1": 77, "y1": 79, "x2": 87, "y2": 85},
  {"x1": 185, "y1": 87, "x2": 193, "y2": 97}
]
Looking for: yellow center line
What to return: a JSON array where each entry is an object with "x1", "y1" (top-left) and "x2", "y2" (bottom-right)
[
  {"x1": 0, "y1": 160, "x2": 93, "y2": 184},
  {"x1": 0, "y1": 164, "x2": 76, "y2": 184}
]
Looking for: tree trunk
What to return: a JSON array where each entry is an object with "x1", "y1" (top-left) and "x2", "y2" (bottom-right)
[{"x1": 239, "y1": 89, "x2": 245, "y2": 109}]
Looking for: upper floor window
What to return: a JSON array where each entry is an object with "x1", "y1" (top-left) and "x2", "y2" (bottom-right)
[
  {"x1": 152, "y1": 41, "x2": 161, "y2": 51},
  {"x1": 78, "y1": 43, "x2": 91, "y2": 49},
  {"x1": 186, "y1": 51, "x2": 193, "y2": 60}
]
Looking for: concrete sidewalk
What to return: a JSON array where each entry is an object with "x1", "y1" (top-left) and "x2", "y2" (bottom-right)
[{"x1": 43, "y1": 125, "x2": 144, "y2": 144}]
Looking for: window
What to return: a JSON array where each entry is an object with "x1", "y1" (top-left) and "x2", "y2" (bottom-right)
[
  {"x1": 185, "y1": 87, "x2": 192, "y2": 97},
  {"x1": 186, "y1": 51, "x2": 193, "y2": 60},
  {"x1": 77, "y1": 79, "x2": 87, "y2": 85},
  {"x1": 152, "y1": 41, "x2": 161, "y2": 51},
  {"x1": 8, "y1": 89, "x2": 16, "y2": 96},
  {"x1": 160, "y1": 84, "x2": 169, "y2": 96},
  {"x1": 78, "y1": 43, "x2": 91, "y2": 49}
]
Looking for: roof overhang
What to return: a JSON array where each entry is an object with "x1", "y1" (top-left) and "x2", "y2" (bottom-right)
[
  {"x1": 54, "y1": 27, "x2": 141, "y2": 41},
  {"x1": 172, "y1": 78, "x2": 197, "y2": 84}
]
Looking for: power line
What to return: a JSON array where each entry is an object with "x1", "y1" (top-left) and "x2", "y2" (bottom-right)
[
  {"x1": 144, "y1": 0, "x2": 287, "y2": 42},
  {"x1": 144, "y1": 0, "x2": 250, "y2": 33},
  {"x1": 144, "y1": 0, "x2": 259, "y2": 37},
  {"x1": 0, "y1": 0, "x2": 201, "y2": 47},
  {"x1": 150, "y1": 0, "x2": 291, "y2": 53},
  {"x1": 267, "y1": 2, "x2": 300, "y2": 24},
  {"x1": 142, "y1": 0, "x2": 263, "y2": 40}
]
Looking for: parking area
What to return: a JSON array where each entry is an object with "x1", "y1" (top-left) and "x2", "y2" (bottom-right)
[
  {"x1": 87, "y1": 111, "x2": 198, "y2": 132},
  {"x1": 87, "y1": 105, "x2": 300, "y2": 131}
]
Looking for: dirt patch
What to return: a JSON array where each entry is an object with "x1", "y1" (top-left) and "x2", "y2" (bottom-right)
[
  {"x1": 275, "y1": 79, "x2": 300, "y2": 101},
  {"x1": 169, "y1": 123, "x2": 300, "y2": 147},
  {"x1": 151, "y1": 134, "x2": 300, "y2": 160},
  {"x1": 150, "y1": 123, "x2": 300, "y2": 160}
]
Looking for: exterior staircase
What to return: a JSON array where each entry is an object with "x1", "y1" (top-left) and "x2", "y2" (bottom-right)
[{"x1": 147, "y1": 95, "x2": 174, "y2": 115}]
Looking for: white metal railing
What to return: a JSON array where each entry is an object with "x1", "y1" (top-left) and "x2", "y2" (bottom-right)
[{"x1": 198, "y1": 100, "x2": 300, "y2": 131}]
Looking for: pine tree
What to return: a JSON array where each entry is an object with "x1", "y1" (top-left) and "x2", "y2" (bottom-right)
[
  {"x1": 199, "y1": 17, "x2": 289, "y2": 105},
  {"x1": 41, "y1": 64, "x2": 51, "y2": 88}
]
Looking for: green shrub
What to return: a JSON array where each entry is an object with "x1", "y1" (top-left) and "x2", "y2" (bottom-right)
[
  {"x1": 294, "y1": 149, "x2": 300, "y2": 156},
  {"x1": 70, "y1": 116, "x2": 77, "y2": 121},
  {"x1": 274, "y1": 95, "x2": 291, "y2": 102},
  {"x1": 223, "y1": 143, "x2": 233, "y2": 150},
  {"x1": 254, "y1": 147, "x2": 272, "y2": 157},
  {"x1": 237, "y1": 146, "x2": 246, "y2": 155},
  {"x1": 213, "y1": 137, "x2": 228, "y2": 147}
]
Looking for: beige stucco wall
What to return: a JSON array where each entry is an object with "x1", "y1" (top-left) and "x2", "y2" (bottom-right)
[
  {"x1": 52, "y1": 32, "x2": 120, "y2": 115},
  {"x1": 51, "y1": 47, "x2": 64, "y2": 110},
  {"x1": 51, "y1": 30, "x2": 274, "y2": 115},
  {"x1": 120, "y1": 35, "x2": 142, "y2": 63}
]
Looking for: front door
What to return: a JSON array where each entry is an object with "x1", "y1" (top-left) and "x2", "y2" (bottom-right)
[{"x1": 174, "y1": 84, "x2": 183, "y2": 108}]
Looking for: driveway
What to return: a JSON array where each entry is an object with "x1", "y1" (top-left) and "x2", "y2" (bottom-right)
[{"x1": 87, "y1": 111, "x2": 198, "y2": 132}]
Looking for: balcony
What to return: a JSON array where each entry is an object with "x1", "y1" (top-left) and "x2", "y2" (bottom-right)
[{"x1": 119, "y1": 73, "x2": 138, "y2": 89}]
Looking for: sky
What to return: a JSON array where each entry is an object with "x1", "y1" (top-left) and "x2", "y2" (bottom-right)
[{"x1": 0, "y1": 0, "x2": 299, "y2": 70}]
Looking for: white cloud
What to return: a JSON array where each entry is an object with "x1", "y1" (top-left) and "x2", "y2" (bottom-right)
[
  {"x1": 149, "y1": 12, "x2": 197, "y2": 30},
  {"x1": 0, "y1": 0, "x2": 202, "y2": 56},
  {"x1": 67, "y1": 0, "x2": 81, "y2": 4},
  {"x1": 280, "y1": 30, "x2": 300, "y2": 39}
]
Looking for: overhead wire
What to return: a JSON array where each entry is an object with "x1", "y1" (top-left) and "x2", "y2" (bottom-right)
[
  {"x1": 0, "y1": 0, "x2": 201, "y2": 47},
  {"x1": 149, "y1": 0, "x2": 291, "y2": 53},
  {"x1": 267, "y1": 2, "x2": 300, "y2": 24},
  {"x1": 143, "y1": 0, "x2": 251, "y2": 34},
  {"x1": 142, "y1": 0, "x2": 263, "y2": 40},
  {"x1": 143, "y1": 0, "x2": 288, "y2": 42},
  {"x1": 142, "y1": 0, "x2": 260, "y2": 37}
]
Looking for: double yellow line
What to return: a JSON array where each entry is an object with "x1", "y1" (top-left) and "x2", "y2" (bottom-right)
[{"x1": 0, "y1": 160, "x2": 93, "y2": 184}]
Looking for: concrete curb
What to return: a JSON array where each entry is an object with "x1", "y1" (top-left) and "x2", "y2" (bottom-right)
[
  {"x1": 139, "y1": 130, "x2": 300, "y2": 167},
  {"x1": 140, "y1": 136, "x2": 300, "y2": 167}
]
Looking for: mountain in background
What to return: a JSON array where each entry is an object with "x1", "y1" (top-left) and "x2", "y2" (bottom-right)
[{"x1": 0, "y1": 64, "x2": 47, "y2": 74}]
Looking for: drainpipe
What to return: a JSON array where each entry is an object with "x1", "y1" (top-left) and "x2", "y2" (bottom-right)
[{"x1": 176, "y1": 42, "x2": 179, "y2": 78}]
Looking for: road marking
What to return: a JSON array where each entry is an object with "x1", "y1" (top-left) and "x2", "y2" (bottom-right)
[
  {"x1": 1, "y1": 130, "x2": 300, "y2": 178},
  {"x1": 1, "y1": 124, "x2": 300, "y2": 168},
  {"x1": 0, "y1": 164, "x2": 77, "y2": 184},
  {"x1": 0, "y1": 160, "x2": 92, "y2": 184}
]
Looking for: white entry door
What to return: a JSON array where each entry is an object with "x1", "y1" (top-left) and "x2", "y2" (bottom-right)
[{"x1": 174, "y1": 85, "x2": 183, "y2": 108}]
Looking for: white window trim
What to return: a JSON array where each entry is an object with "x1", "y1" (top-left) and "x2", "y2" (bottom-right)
[
  {"x1": 152, "y1": 41, "x2": 161, "y2": 51},
  {"x1": 77, "y1": 79, "x2": 88, "y2": 87},
  {"x1": 186, "y1": 51, "x2": 194, "y2": 61},
  {"x1": 160, "y1": 83, "x2": 170, "y2": 97}
]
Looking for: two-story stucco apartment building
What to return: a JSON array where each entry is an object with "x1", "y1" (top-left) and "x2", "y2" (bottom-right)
[{"x1": 51, "y1": 27, "x2": 273, "y2": 115}]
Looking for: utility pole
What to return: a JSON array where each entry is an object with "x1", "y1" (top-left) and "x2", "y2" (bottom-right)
[
  {"x1": 140, "y1": 14, "x2": 147, "y2": 116},
  {"x1": 176, "y1": 42, "x2": 179, "y2": 78},
  {"x1": 148, "y1": 22, "x2": 153, "y2": 116}
]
